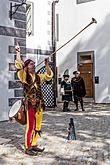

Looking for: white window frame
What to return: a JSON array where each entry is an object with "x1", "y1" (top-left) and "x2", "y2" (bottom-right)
[
  {"x1": 77, "y1": 0, "x2": 95, "y2": 4},
  {"x1": 26, "y1": 1, "x2": 34, "y2": 36},
  {"x1": 56, "y1": 14, "x2": 59, "y2": 42}
]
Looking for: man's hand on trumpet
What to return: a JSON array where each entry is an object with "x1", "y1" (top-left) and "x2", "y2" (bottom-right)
[
  {"x1": 44, "y1": 57, "x2": 49, "y2": 66},
  {"x1": 44, "y1": 57, "x2": 51, "y2": 76}
]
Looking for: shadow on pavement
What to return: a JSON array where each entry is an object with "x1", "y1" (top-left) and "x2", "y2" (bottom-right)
[{"x1": 0, "y1": 102, "x2": 110, "y2": 164}]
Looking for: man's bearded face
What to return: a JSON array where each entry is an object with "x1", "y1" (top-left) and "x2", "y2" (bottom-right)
[
  {"x1": 75, "y1": 73, "x2": 79, "y2": 78},
  {"x1": 27, "y1": 61, "x2": 35, "y2": 73}
]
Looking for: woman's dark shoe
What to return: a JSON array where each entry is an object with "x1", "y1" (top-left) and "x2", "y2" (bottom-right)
[
  {"x1": 74, "y1": 108, "x2": 79, "y2": 111},
  {"x1": 63, "y1": 108, "x2": 70, "y2": 112},
  {"x1": 67, "y1": 108, "x2": 71, "y2": 112},
  {"x1": 63, "y1": 106, "x2": 66, "y2": 112},
  {"x1": 32, "y1": 146, "x2": 45, "y2": 152},
  {"x1": 25, "y1": 148, "x2": 38, "y2": 156}
]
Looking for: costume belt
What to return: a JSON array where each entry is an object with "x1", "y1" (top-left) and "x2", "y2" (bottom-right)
[{"x1": 27, "y1": 94, "x2": 41, "y2": 108}]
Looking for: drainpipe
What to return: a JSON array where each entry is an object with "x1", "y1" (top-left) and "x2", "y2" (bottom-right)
[{"x1": 51, "y1": 0, "x2": 59, "y2": 107}]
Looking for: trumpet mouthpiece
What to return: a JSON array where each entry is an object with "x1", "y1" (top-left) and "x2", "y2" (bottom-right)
[{"x1": 92, "y1": 18, "x2": 97, "y2": 24}]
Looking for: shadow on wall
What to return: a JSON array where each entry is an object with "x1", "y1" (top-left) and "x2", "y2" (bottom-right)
[
  {"x1": 59, "y1": 14, "x2": 110, "y2": 75},
  {"x1": 59, "y1": 14, "x2": 110, "y2": 102}
]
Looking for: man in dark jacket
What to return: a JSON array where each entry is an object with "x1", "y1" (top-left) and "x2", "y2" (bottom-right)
[{"x1": 71, "y1": 71, "x2": 86, "y2": 111}]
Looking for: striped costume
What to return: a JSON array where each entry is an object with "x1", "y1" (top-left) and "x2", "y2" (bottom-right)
[{"x1": 15, "y1": 60, "x2": 53, "y2": 149}]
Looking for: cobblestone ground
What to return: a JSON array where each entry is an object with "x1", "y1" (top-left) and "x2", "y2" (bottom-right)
[{"x1": 0, "y1": 101, "x2": 110, "y2": 165}]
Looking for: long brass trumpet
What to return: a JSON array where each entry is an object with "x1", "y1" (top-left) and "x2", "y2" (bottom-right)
[{"x1": 36, "y1": 18, "x2": 97, "y2": 68}]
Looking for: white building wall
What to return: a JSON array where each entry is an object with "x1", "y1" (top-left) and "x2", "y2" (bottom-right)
[
  {"x1": 0, "y1": 0, "x2": 26, "y2": 121},
  {"x1": 0, "y1": 0, "x2": 14, "y2": 120},
  {"x1": 0, "y1": 0, "x2": 14, "y2": 27},
  {"x1": 26, "y1": 0, "x2": 52, "y2": 51},
  {"x1": 26, "y1": 0, "x2": 53, "y2": 70},
  {"x1": 56, "y1": 0, "x2": 110, "y2": 103},
  {"x1": 0, "y1": 37, "x2": 14, "y2": 120}
]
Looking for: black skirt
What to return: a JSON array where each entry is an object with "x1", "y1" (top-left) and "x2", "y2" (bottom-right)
[{"x1": 62, "y1": 91, "x2": 73, "y2": 101}]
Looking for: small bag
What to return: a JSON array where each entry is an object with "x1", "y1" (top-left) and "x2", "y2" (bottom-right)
[{"x1": 60, "y1": 87, "x2": 64, "y2": 95}]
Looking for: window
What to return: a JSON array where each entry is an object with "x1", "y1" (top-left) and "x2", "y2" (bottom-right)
[
  {"x1": 79, "y1": 53, "x2": 93, "y2": 63},
  {"x1": 56, "y1": 14, "x2": 59, "y2": 41},
  {"x1": 77, "y1": 0, "x2": 95, "y2": 4},
  {"x1": 26, "y1": 2, "x2": 34, "y2": 36},
  {"x1": 80, "y1": 55, "x2": 91, "y2": 61}
]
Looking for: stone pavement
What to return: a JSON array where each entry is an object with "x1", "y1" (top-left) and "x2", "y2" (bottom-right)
[{"x1": 0, "y1": 101, "x2": 110, "y2": 165}]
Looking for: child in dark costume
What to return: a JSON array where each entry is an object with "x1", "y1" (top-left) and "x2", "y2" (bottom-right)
[{"x1": 67, "y1": 118, "x2": 76, "y2": 140}]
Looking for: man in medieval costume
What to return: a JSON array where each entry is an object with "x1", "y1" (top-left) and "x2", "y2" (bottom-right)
[
  {"x1": 71, "y1": 71, "x2": 86, "y2": 111},
  {"x1": 15, "y1": 43, "x2": 53, "y2": 155}
]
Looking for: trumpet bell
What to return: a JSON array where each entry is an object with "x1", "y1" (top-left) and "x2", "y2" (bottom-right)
[{"x1": 92, "y1": 18, "x2": 97, "y2": 24}]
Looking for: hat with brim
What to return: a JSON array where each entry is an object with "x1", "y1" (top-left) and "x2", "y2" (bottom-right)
[
  {"x1": 63, "y1": 74, "x2": 69, "y2": 78},
  {"x1": 73, "y1": 71, "x2": 80, "y2": 74},
  {"x1": 63, "y1": 69, "x2": 69, "y2": 78},
  {"x1": 24, "y1": 59, "x2": 34, "y2": 67}
]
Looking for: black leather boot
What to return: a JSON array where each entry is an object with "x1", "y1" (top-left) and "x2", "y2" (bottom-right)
[
  {"x1": 63, "y1": 102, "x2": 67, "y2": 112},
  {"x1": 74, "y1": 102, "x2": 78, "y2": 111},
  {"x1": 32, "y1": 145, "x2": 45, "y2": 152},
  {"x1": 25, "y1": 148, "x2": 38, "y2": 156},
  {"x1": 66, "y1": 102, "x2": 71, "y2": 111},
  {"x1": 80, "y1": 98, "x2": 85, "y2": 111},
  {"x1": 63, "y1": 102, "x2": 70, "y2": 112}
]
